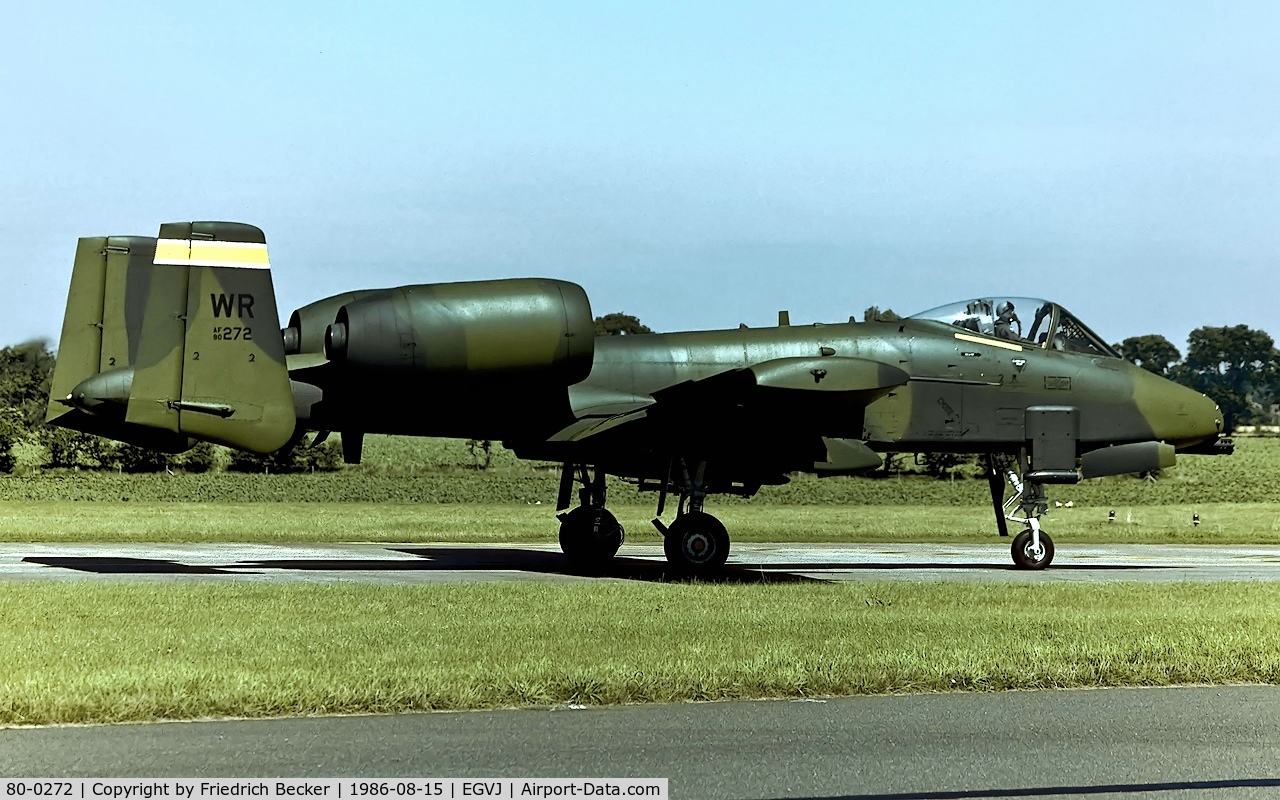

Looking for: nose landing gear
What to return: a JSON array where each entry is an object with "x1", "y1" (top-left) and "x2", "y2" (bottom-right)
[
  {"x1": 1011, "y1": 520, "x2": 1054, "y2": 571},
  {"x1": 988, "y1": 453, "x2": 1055, "y2": 570}
]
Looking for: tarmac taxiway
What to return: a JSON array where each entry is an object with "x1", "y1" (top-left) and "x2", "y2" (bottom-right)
[
  {"x1": 4, "y1": 541, "x2": 1280, "y2": 583},
  {"x1": 6, "y1": 686, "x2": 1280, "y2": 798}
]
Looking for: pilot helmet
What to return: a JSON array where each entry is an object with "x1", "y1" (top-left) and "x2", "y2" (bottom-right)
[{"x1": 996, "y1": 301, "x2": 1015, "y2": 318}]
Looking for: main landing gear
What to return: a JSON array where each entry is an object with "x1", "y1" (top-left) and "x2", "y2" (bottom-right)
[
  {"x1": 987, "y1": 453, "x2": 1055, "y2": 570},
  {"x1": 556, "y1": 460, "x2": 732, "y2": 576},
  {"x1": 556, "y1": 465, "x2": 624, "y2": 567},
  {"x1": 655, "y1": 459, "x2": 730, "y2": 575}
]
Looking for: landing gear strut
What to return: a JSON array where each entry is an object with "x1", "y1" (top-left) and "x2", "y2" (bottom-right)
[
  {"x1": 556, "y1": 464, "x2": 624, "y2": 567},
  {"x1": 654, "y1": 459, "x2": 730, "y2": 575},
  {"x1": 556, "y1": 459, "x2": 734, "y2": 575},
  {"x1": 987, "y1": 453, "x2": 1055, "y2": 570}
]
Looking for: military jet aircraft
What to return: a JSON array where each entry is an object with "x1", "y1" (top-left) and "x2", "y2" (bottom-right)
[{"x1": 46, "y1": 222, "x2": 1232, "y2": 573}]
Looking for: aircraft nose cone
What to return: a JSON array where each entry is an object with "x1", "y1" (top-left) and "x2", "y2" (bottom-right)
[
  {"x1": 1157, "y1": 376, "x2": 1223, "y2": 445},
  {"x1": 1206, "y1": 396, "x2": 1225, "y2": 435},
  {"x1": 1138, "y1": 372, "x2": 1222, "y2": 447},
  {"x1": 1184, "y1": 384, "x2": 1224, "y2": 436}
]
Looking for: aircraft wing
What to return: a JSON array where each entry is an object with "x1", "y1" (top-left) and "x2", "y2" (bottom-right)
[
  {"x1": 553, "y1": 356, "x2": 908, "y2": 446},
  {"x1": 655, "y1": 355, "x2": 908, "y2": 406}
]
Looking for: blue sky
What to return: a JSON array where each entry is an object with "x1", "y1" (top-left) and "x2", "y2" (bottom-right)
[{"x1": 3, "y1": 1, "x2": 1277, "y2": 353}]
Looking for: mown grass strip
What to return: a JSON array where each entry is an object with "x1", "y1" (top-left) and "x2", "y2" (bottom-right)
[
  {"x1": 3, "y1": 436, "x2": 1279, "y2": 507},
  {"x1": 0, "y1": 501, "x2": 1275, "y2": 544},
  {"x1": 4, "y1": 581, "x2": 1280, "y2": 725}
]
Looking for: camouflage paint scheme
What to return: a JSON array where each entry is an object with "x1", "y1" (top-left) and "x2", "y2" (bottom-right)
[
  {"x1": 48, "y1": 222, "x2": 1229, "y2": 571},
  {"x1": 48, "y1": 223, "x2": 293, "y2": 454}
]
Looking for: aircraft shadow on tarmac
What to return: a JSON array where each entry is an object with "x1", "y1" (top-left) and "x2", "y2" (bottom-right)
[
  {"x1": 787, "y1": 776, "x2": 1280, "y2": 799},
  {"x1": 22, "y1": 548, "x2": 824, "y2": 584},
  {"x1": 24, "y1": 547, "x2": 1168, "y2": 583},
  {"x1": 21, "y1": 557, "x2": 243, "y2": 575},
  {"x1": 747, "y1": 561, "x2": 1169, "y2": 572}
]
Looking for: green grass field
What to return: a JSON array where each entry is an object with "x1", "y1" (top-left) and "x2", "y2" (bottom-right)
[
  {"x1": 5, "y1": 437, "x2": 1278, "y2": 508},
  {"x1": 4, "y1": 581, "x2": 1280, "y2": 725},
  {"x1": 0, "y1": 501, "x2": 1275, "y2": 544},
  {"x1": 1, "y1": 439, "x2": 1277, "y2": 726},
  {"x1": 0, "y1": 437, "x2": 1274, "y2": 544}
]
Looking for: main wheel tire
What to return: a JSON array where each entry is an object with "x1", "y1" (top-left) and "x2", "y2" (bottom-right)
[
  {"x1": 559, "y1": 506, "x2": 624, "y2": 566},
  {"x1": 664, "y1": 512, "x2": 730, "y2": 574},
  {"x1": 1011, "y1": 529, "x2": 1054, "y2": 570}
]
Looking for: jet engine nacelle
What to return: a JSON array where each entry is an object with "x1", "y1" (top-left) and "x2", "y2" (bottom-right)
[{"x1": 315, "y1": 279, "x2": 595, "y2": 386}]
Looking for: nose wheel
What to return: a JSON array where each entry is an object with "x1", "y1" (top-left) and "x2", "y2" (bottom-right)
[
  {"x1": 988, "y1": 452, "x2": 1057, "y2": 570},
  {"x1": 1011, "y1": 527, "x2": 1054, "y2": 570}
]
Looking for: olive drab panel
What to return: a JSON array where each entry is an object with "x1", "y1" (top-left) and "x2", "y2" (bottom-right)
[
  {"x1": 163, "y1": 222, "x2": 295, "y2": 452},
  {"x1": 123, "y1": 238, "x2": 190, "y2": 435},
  {"x1": 1025, "y1": 405, "x2": 1080, "y2": 482},
  {"x1": 46, "y1": 237, "x2": 108, "y2": 424}
]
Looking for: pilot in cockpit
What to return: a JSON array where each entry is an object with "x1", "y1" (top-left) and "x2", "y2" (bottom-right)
[
  {"x1": 914, "y1": 298, "x2": 1117, "y2": 357},
  {"x1": 993, "y1": 301, "x2": 1020, "y2": 341}
]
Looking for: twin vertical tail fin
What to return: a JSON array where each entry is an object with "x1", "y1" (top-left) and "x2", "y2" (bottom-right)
[{"x1": 46, "y1": 222, "x2": 296, "y2": 454}]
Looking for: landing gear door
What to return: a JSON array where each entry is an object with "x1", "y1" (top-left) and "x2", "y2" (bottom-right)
[{"x1": 1025, "y1": 405, "x2": 1079, "y2": 483}]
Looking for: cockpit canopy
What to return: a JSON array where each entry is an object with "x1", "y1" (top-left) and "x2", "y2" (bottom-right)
[{"x1": 909, "y1": 297, "x2": 1119, "y2": 358}]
